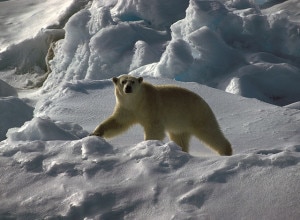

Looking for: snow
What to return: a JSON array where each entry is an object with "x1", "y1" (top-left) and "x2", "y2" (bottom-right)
[
  {"x1": 0, "y1": 0, "x2": 300, "y2": 219},
  {"x1": 0, "y1": 0, "x2": 73, "y2": 53},
  {"x1": 6, "y1": 116, "x2": 88, "y2": 142},
  {"x1": 0, "y1": 97, "x2": 33, "y2": 141}
]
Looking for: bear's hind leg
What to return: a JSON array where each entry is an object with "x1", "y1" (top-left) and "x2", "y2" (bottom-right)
[
  {"x1": 194, "y1": 128, "x2": 232, "y2": 156},
  {"x1": 168, "y1": 132, "x2": 191, "y2": 152}
]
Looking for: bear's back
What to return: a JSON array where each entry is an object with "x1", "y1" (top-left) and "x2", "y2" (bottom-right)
[{"x1": 155, "y1": 85, "x2": 212, "y2": 121}]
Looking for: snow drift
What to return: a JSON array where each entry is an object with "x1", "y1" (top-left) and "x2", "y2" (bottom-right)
[{"x1": 1, "y1": 133, "x2": 300, "y2": 219}]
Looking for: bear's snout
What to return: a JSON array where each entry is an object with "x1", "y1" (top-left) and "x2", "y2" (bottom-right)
[{"x1": 125, "y1": 85, "x2": 132, "y2": 93}]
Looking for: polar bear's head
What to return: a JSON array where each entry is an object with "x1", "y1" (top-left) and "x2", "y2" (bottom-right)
[{"x1": 113, "y1": 75, "x2": 143, "y2": 95}]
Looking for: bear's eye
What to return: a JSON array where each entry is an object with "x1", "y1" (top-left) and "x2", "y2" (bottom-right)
[{"x1": 121, "y1": 80, "x2": 127, "y2": 85}]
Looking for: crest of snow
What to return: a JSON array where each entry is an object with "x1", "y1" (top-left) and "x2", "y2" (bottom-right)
[
  {"x1": 285, "y1": 101, "x2": 300, "y2": 110},
  {"x1": 111, "y1": 0, "x2": 189, "y2": 27},
  {"x1": 7, "y1": 116, "x2": 88, "y2": 142}
]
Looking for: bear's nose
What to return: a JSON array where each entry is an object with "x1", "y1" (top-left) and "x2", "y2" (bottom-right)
[{"x1": 125, "y1": 86, "x2": 132, "y2": 93}]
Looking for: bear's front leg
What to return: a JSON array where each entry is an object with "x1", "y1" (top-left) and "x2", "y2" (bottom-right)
[
  {"x1": 91, "y1": 117, "x2": 131, "y2": 138},
  {"x1": 91, "y1": 124, "x2": 105, "y2": 136}
]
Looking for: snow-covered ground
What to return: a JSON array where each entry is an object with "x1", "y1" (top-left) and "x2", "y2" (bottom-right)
[{"x1": 1, "y1": 0, "x2": 300, "y2": 219}]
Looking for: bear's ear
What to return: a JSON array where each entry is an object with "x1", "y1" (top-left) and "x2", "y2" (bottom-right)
[
  {"x1": 112, "y1": 77, "x2": 118, "y2": 85},
  {"x1": 138, "y1": 77, "x2": 143, "y2": 83}
]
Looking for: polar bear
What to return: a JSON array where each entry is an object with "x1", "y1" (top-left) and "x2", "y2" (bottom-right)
[{"x1": 91, "y1": 75, "x2": 232, "y2": 156}]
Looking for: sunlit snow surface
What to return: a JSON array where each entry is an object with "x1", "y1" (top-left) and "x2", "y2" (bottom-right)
[
  {"x1": 1, "y1": 0, "x2": 300, "y2": 219},
  {"x1": 0, "y1": 0, "x2": 73, "y2": 53}
]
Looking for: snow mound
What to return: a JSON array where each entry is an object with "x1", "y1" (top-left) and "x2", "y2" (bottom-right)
[
  {"x1": 0, "y1": 138, "x2": 299, "y2": 219},
  {"x1": 153, "y1": 26, "x2": 244, "y2": 83},
  {"x1": 0, "y1": 28, "x2": 65, "y2": 74},
  {"x1": 225, "y1": 62, "x2": 300, "y2": 106},
  {"x1": 0, "y1": 97, "x2": 33, "y2": 141},
  {"x1": 111, "y1": 0, "x2": 189, "y2": 27},
  {"x1": 7, "y1": 117, "x2": 88, "y2": 142},
  {"x1": 2, "y1": 0, "x2": 299, "y2": 106},
  {"x1": 154, "y1": 0, "x2": 300, "y2": 94},
  {"x1": 43, "y1": 7, "x2": 170, "y2": 90}
]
